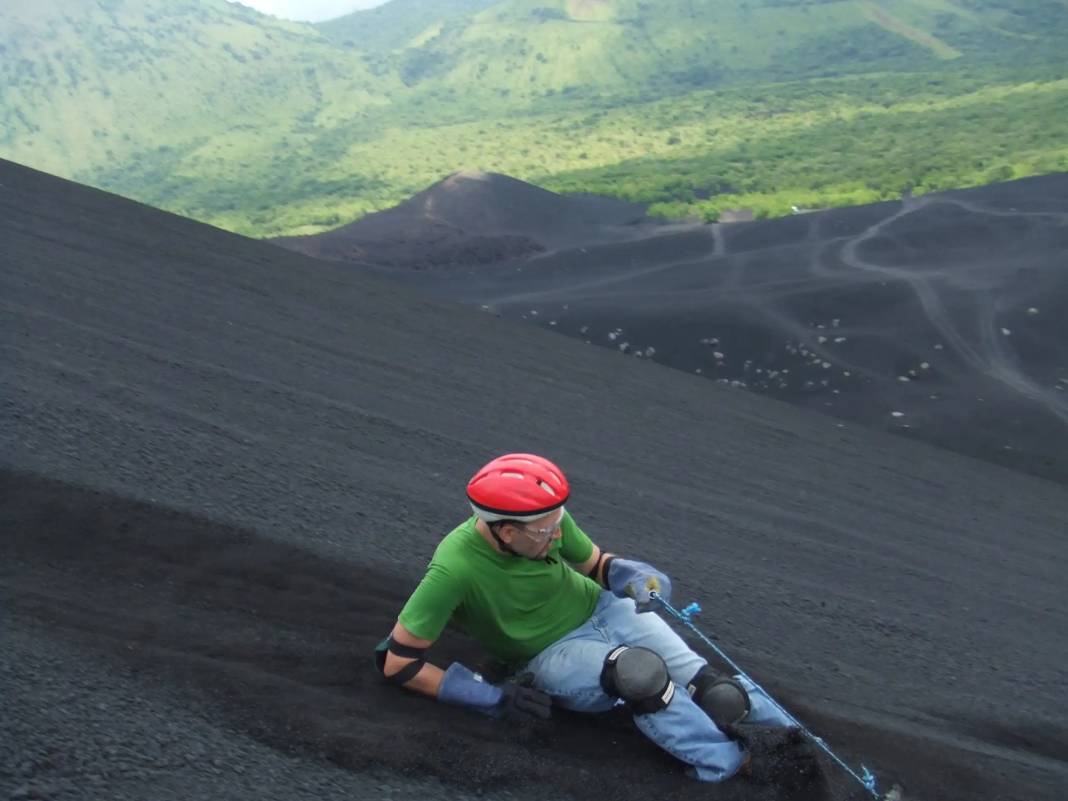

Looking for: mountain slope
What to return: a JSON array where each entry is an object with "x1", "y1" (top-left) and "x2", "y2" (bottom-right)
[
  {"x1": 316, "y1": 0, "x2": 499, "y2": 52},
  {"x1": 357, "y1": 172, "x2": 1068, "y2": 484},
  {"x1": 0, "y1": 0, "x2": 392, "y2": 180},
  {"x1": 2, "y1": 0, "x2": 1067, "y2": 235},
  {"x1": 272, "y1": 169, "x2": 649, "y2": 266},
  {"x1": 320, "y1": 0, "x2": 1068, "y2": 99},
  {"x1": 4, "y1": 156, "x2": 1068, "y2": 801}
]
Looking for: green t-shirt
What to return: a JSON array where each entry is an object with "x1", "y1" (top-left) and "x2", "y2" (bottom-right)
[{"x1": 398, "y1": 510, "x2": 602, "y2": 664}]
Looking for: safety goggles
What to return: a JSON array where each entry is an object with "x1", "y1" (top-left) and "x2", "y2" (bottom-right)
[{"x1": 516, "y1": 507, "x2": 565, "y2": 546}]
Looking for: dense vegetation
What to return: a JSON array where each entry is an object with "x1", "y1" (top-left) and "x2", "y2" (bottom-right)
[{"x1": 2, "y1": 0, "x2": 1067, "y2": 236}]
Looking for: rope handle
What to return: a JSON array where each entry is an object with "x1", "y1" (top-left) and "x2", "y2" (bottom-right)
[{"x1": 650, "y1": 591, "x2": 880, "y2": 799}]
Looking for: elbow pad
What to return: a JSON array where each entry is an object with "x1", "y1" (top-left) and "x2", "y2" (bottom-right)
[{"x1": 374, "y1": 635, "x2": 428, "y2": 686}]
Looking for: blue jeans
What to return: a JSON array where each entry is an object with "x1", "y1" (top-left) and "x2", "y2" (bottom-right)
[{"x1": 522, "y1": 590, "x2": 792, "y2": 781}]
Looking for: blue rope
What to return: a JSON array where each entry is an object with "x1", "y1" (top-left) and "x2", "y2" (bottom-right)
[{"x1": 651, "y1": 592, "x2": 880, "y2": 799}]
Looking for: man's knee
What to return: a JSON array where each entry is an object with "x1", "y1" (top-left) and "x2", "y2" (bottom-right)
[
  {"x1": 686, "y1": 667, "x2": 751, "y2": 731},
  {"x1": 600, "y1": 645, "x2": 675, "y2": 714}
]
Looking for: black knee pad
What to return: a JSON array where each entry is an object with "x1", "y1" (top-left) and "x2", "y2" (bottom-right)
[
  {"x1": 687, "y1": 667, "x2": 751, "y2": 730},
  {"x1": 600, "y1": 645, "x2": 675, "y2": 715}
]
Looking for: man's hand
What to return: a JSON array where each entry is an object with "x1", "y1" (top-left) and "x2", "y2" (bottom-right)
[
  {"x1": 437, "y1": 663, "x2": 552, "y2": 722},
  {"x1": 606, "y1": 557, "x2": 673, "y2": 610},
  {"x1": 496, "y1": 673, "x2": 552, "y2": 721}
]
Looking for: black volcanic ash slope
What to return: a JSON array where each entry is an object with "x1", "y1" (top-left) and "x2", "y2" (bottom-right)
[
  {"x1": 364, "y1": 174, "x2": 1068, "y2": 486},
  {"x1": 3, "y1": 158, "x2": 1068, "y2": 801},
  {"x1": 271, "y1": 169, "x2": 650, "y2": 268}
]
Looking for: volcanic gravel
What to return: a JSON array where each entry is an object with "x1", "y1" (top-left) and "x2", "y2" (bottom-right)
[{"x1": 3, "y1": 158, "x2": 1068, "y2": 801}]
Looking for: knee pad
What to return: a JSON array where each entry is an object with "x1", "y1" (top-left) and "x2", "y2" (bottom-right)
[
  {"x1": 600, "y1": 645, "x2": 675, "y2": 715},
  {"x1": 687, "y1": 667, "x2": 751, "y2": 730}
]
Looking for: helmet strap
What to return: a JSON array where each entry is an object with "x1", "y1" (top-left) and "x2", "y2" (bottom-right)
[{"x1": 489, "y1": 521, "x2": 521, "y2": 558}]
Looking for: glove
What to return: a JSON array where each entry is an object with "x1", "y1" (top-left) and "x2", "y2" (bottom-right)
[
  {"x1": 497, "y1": 673, "x2": 553, "y2": 721},
  {"x1": 437, "y1": 663, "x2": 552, "y2": 722},
  {"x1": 606, "y1": 557, "x2": 672, "y2": 610}
]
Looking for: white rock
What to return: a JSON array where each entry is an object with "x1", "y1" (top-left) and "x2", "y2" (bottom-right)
[
  {"x1": 834, "y1": 336, "x2": 847, "y2": 343},
  {"x1": 713, "y1": 351, "x2": 725, "y2": 360},
  {"x1": 1001, "y1": 328, "x2": 1012, "y2": 336},
  {"x1": 822, "y1": 362, "x2": 831, "y2": 369},
  {"x1": 818, "y1": 336, "x2": 827, "y2": 344},
  {"x1": 920, "y1": 362, "x2": 930, "y2": 370},
  {"x1": 898, "y1": 376, "x2": 911, "y2": 382},
  {"x1": 1027, "y1": 307, "x2": 1039, "y2": 315},
  {"x1": 934, "y1": 344, "x2": 944, "y2": 350},
  {"x1": 891, "y1": 411, "x2": 905, "y2": 418}
]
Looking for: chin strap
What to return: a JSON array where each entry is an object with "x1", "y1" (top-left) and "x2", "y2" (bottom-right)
[{"x1": 489, "y1": 523, "x2": 521, "y2": 557}]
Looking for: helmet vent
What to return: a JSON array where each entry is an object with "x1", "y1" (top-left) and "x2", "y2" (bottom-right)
[{"x1": 538, "y1": 480, "x2": 557, "y2": 496}]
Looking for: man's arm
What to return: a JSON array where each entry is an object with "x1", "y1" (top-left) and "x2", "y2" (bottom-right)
[
  {"x1": 572, "y1": 544, "x2": 614, "y2": 588},
  {"x1": 383, "y1": 622, "x2": 553, "y2": 721},
  {"x1": 382, "y1": 621, "x2": 446, "y2": 698}
]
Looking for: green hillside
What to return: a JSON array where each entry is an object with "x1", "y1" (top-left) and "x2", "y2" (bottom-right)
[
  {"x1": 0, "y1": 0, "x2": 394, "y2": 180},
  {"x1": 1, "y1": 0, "x2": 1067, "y2": 235},
  {"x1": 317, "y1": 0, "x2": 499, "y2": 53},
  {"x1": 319, "y1": 0, "x2": 1068, "y2": 102}
]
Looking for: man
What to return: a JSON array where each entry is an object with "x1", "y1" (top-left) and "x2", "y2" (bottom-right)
[{"x1": 376, "y1": 453, "x2": 805, "y2": 782}]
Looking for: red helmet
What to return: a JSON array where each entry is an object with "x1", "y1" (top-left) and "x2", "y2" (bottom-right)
[{"x1": 467, "y1": 453, "x2": 570, "y2": 522}]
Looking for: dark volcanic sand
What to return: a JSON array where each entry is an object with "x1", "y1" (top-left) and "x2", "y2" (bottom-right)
[
  {"x1": 271, "y1": 169, "x2": 655, "y2": 269},
  {"x1": 3, "y1": 158, "x2": 1068, "y2": 801},
  {"x1": 343, "y1": 174, "x2": 1068, "y2": 486}
]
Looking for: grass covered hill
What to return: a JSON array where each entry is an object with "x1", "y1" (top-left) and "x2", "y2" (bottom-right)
[
  {"x1": 0, "y1": 0, "x2": 394, "y2": 180},
  {"x1": 1, "y1": 0, "x2": 1067, "y2": 235}
]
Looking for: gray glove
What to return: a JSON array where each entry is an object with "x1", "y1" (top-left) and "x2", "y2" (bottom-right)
[
  {"x1": 437, "y1": 663, "x2": 552, "y2": 722},
  {"x1": 606, "y1": 557, "x2": 672, "y2": 610}
]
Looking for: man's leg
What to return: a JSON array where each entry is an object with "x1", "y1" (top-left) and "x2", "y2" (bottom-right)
[
  {"x1": 599, "y1": 592, "x2": 793, "y2": 727},
  {"x1": 596, "y1": 591, "x2": 706, "y2": 684},
  {"x1": 523, "y1": 600, "x2": 749, "y2": 781}
]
